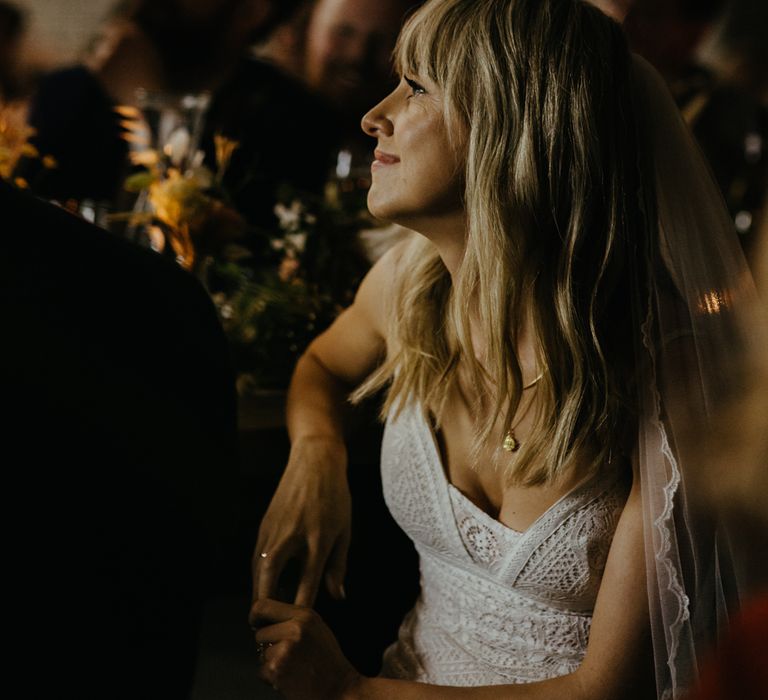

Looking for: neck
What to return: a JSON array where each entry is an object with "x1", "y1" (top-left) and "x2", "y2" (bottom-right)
[{"x1": 399, "y1": 212, "x2": 466, "y2": 279}]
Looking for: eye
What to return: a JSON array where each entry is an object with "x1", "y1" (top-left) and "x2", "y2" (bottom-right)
[{"x1": 404, "y1": 76, "x2": 427, "y2": 99}]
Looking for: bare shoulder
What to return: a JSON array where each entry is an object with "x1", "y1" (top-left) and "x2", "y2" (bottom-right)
[
  {"x1": 349, "y1": 236, "x2": 415, "y2": 339},
  {"x1": 306, "y1": 237, "x2": 415, "y2": 386}
]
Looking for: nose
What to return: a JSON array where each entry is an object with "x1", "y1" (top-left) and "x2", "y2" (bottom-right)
[{"x1": 361, "y1": 96, "x2": 394, "y2": 139}]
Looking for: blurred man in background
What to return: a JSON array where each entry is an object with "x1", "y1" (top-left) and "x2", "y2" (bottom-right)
[
  {"x1": 205, "y1": 0, "x2": 421, "y2": 234},
  {"x1": 0, "y1": 1, "x2": 26, "y2": 101},
  {"x1": 618, "y1": 0, "x2": 766, "y2": 266},
  {"x1": 303, "y1": 0, "x2": 418, "y2": 137}
]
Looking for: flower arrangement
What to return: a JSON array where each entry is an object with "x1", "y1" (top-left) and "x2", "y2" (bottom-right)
[
  {"x1": 120, "y1": 103, "x2": 374, "y2": 391},
  {"x1": 210, "y1": 191, "x2": 372, "y2": 391},
  {"x1": 118, "y1": 103, "x2": 246, "y2": 272},
  {"x1": 0, "y1": 101, "x2": 56, "y2": 187}
]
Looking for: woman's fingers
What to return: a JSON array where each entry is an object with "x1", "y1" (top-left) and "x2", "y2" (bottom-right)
[
  {"x1": 325, "y1": 526, "x2": 351, "y2": 600},
  {"x1": 293, "y1": 544, "x2": 326, "y2": 607},
  {"x1": 252, "y1": 533, "x2": 336, "y2": 607},
  {"x1": 253, "y1": 541, "x2": 290, "y2": 603},
  {"x1": 250, "y1": 601, "x2": 360, "y2": 699},
  {"x1": 249, "y1": 598, "x2": 313, "y2": 628},
  {"x1": 252, "y1": 619, "x2": 304, "y2": 644},
  {"x1": 254, "y1": 638, "x2": 287, "y2": 689},
  {"x1": 251, "y1": 441, "x2": 352, "y2": 608}
]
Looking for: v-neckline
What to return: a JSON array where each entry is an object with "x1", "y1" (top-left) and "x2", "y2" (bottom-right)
[{"x1": 417, "y1": 405, "x2": 599, "y2": 538}]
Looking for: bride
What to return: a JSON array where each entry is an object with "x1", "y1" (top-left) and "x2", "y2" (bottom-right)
[{"x1": 249, "y1": 1, "x2": 757, "y2": 698}]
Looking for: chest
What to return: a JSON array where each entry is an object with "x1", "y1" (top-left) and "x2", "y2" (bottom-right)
[
  {"x1": 380, "y1": 401, "x2": 629, "y2": 609},
  {"x1": 430, "y1": 381, "x2": 577, "y2": 533}
]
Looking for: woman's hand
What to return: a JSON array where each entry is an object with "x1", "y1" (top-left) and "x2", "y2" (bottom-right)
[
  {"x1": 250, "y1": 598, "x2": 362, "y2": 700},
  {"x1": 252, "y1": 242, "x2": 403, "y2": 607},
  {"x1": 252, "y1": 435, "x2": 351, "y2": 606}
]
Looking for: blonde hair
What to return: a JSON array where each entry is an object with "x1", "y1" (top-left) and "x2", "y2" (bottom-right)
[{"x1": 353, "y1": 0, "x2": 651, "y2": 485}]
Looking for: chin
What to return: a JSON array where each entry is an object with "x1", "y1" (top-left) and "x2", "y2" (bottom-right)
[{"x1": 366, "y1": 190, "x2": 395, "y2": 223}]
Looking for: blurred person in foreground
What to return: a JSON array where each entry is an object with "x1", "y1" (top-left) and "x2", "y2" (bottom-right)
[
  {"x1": 0, "y1": 176, "x2": 238, "y2": 698},
  {"x1": 685, "y1": 194, "x2": 768, "y2": 700},
  {"x1": 247, "y1": 1, "x2": 759, "y2": 698}
]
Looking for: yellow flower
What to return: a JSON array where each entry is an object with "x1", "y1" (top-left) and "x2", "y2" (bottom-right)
[
  {"x1": 0, "y1": 103, "x2": 36, "y2": 178},
  {"x1": 214, "y1": 133, "x2": 239, "y2": 178},
  {"x1": 115, "y1": 104, "x2": 150, "y2": 148},
  {"x1": 0, "y1": 102, "x2": 56, "y2": 182},
  {"x1": 279, "y1": 255, "x2": 301, "y2": 282},
  {"x1": 148, "y1": 169, "x2": 211, "y2": 232},
  {"x1": 130, "y1": 149, "x2": 159, "y2": 167}
]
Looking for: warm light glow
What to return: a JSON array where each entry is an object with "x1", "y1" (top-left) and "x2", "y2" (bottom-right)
[{"x1": 697, "y1": 289, "x2": 732, "y2": 315}]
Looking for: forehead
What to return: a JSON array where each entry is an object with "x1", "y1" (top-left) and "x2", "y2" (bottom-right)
[
  {"x1": 393, "y1": 1, "x2": 463, "y2": 82},
  {"x1": 311, "y1": 0, "x2": 409, "y2": 32}
]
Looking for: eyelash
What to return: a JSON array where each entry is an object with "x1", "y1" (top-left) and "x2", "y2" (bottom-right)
[{"x1": 404, "y1": 76, "x2": 427, "y2": 98}]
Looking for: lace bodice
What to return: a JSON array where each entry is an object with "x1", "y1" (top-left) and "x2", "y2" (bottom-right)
[{"x1": 379, "y1": 402, "x2": 629, "y2": 686}]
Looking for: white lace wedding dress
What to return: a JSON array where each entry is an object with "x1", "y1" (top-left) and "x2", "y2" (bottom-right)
[{"x1": 379, "y1": 401, "x2": 629, "y2": 686}]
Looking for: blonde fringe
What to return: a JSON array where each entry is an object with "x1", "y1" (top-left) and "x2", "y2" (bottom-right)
[{"x1": 352, "y1": 0, "x2": 645, "y2": 486}]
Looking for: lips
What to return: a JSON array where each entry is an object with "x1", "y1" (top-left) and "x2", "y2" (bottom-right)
[{"x1": 373, "y1": 149, "x2": 400, "y2": 165}]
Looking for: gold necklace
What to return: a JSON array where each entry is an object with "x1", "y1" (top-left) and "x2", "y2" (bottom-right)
[{"x1": 502, "y1": 373, "x2": 543, "y2": 453}]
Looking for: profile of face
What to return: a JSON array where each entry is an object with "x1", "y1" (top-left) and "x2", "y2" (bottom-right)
[
  {"x1": 361, "y1": 73, "x2": 465, "y2": 233},
  {"x1": 304, "y1": 0, "x2": 411, "y2": 116}
]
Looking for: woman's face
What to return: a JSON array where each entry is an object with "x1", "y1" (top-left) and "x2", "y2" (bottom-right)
[{"x1": 361, "y1": 73, "x2": 466, "y2": 235}]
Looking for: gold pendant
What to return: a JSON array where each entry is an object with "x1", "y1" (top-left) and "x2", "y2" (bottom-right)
[{"x1": 502, "y1": 432, "x2": 520, "y2": 452}]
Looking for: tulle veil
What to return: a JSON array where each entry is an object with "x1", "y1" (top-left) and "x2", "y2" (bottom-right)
[{"x1": 630, "y1": 55, "x2": 766, "y2": 699}]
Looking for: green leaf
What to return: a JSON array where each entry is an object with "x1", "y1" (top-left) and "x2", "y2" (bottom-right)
[{"x1": 124, "y1": 170, "x2": 157, "y2": 192}]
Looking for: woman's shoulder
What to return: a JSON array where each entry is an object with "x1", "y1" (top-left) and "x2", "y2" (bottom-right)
[
  {"x1": 359, "y1": 230, "x2": 421, "y2": 290},
  {"x1": 350, "y1": 236, "x2": 411, "y2": 336}
]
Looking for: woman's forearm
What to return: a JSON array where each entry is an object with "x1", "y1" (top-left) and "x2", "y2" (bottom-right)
[
  {"x1": 286, "y1": 348, "x2": 350, "y2": 452},
  {"x1": 253, "y1": 346, "x2": 355, "y2": 604},
  {"x1": 344, "y1": 673, "x2": 588, "y2": 700}
]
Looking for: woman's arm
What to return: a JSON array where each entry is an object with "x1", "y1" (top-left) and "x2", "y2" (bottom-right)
[
  {"x1": 251, "y1": 468, "x2": 653, "y2": 700},
  {"x1": 252, "y1": 242, "x2": 403, "y2": 607}
]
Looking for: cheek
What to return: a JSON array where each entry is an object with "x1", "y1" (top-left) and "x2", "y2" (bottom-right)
[
  {"x1": 405, "y1": 121, "x2": 463, "y2": 198},
  {"x1": 367, "y1": 110, "x2": 465, "y2": 221}
]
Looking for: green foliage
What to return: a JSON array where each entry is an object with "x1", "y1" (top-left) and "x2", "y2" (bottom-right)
[
  {"x1": 210, "y1": 192, "x2": 372, "y2": 390},
  {"x1": 124, "y1": 169, "x2": 157, "y2": 193}
]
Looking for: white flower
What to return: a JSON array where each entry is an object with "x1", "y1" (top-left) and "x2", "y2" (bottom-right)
[
  {"x1": 285, "y1": 232, "x2": 307, "y2": 253},
  {"x1": 190, "y1": 149, "x2": 205, "y2": 169},
  {"x1": 164, "y1": 127, "x2": 191, "y2": 167},
  {"x1": 274, "y1": 199, "x2": 304, "y2": 231}
]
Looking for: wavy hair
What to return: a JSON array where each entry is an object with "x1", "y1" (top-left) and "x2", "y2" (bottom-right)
[{"x1": 353, "y1": 0, "x2": 652, "y2": 485}]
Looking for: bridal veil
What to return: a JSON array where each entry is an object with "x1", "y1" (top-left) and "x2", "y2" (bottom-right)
[{"x1": 630, "y1": 55, "x2": 766, "y2": 699}]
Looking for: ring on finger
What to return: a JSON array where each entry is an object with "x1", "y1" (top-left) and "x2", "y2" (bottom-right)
[{"x1": 255, "y1": 640, "x2": 274, "y2": 660}]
